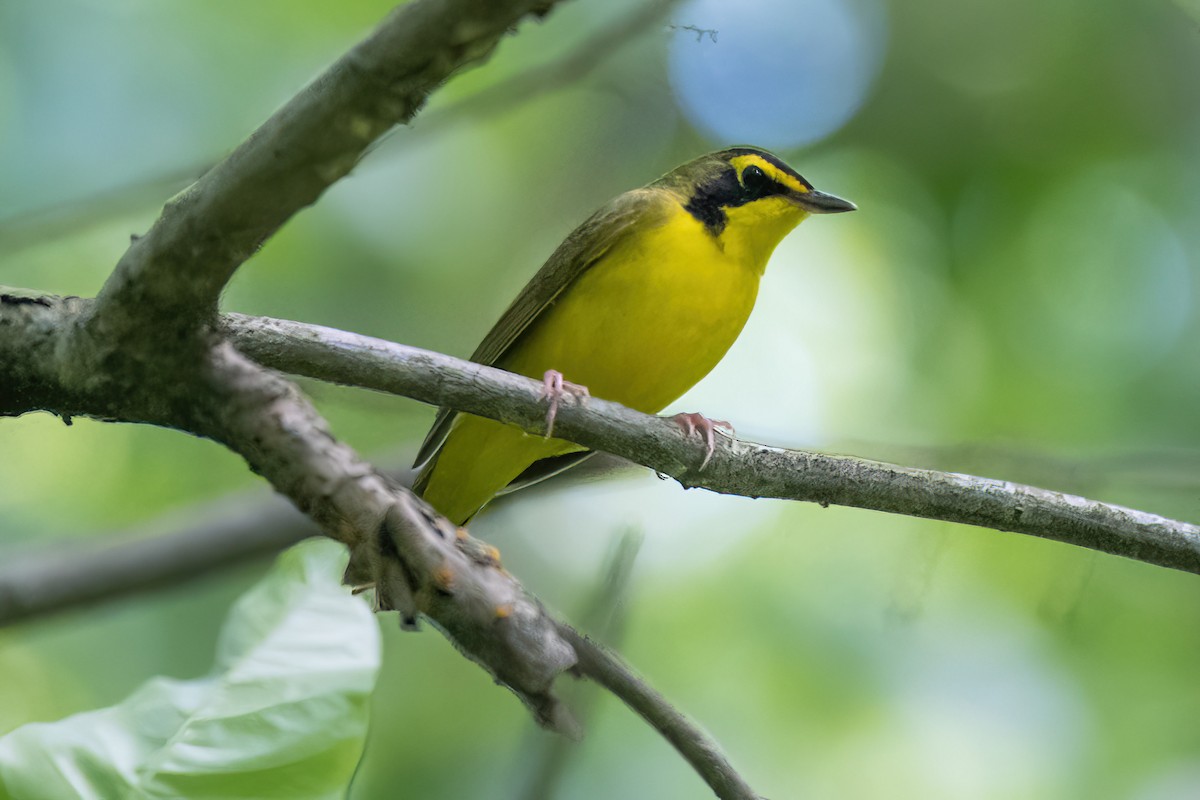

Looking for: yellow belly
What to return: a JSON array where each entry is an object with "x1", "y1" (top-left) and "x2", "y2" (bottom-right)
[{"x1": 421, "y1": 207, "x2": 763, "y2": 523}]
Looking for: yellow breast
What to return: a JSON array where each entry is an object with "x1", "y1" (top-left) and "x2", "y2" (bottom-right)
[{"x1": 500, "y1": 203, "x2": 763, "y2": 411}]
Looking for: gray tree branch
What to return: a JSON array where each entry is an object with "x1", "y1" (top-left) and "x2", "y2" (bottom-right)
[
  {"x1": 4, "y1": 289, "x2": 582, "y2": 731},
  {"x1": 218, "y1": 312, "x2": 1200, "y2": 574},
  {"x1": 88, "y1": 0, "x2": 563, "y2": 343},
  {"x1": 0, "y1": 493, "x2": 315, "y2": 627},
  {"x1": 518, "y1": 531, "x2": 642, "y2": 800},
  {"x1": 559, "y1": 625, "x2": 762, "y2": 800},
  {"x1": 402, "y1": 0, "x2": 681, "y2": 141}
]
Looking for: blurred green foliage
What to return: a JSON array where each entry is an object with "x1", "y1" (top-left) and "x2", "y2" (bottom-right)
[
  {"x1": 2, "y1": 0, "x2": 1199, "y2": 798},
  {"x1": 0, "y1": 540, "x2": 379, "y2": 799}
]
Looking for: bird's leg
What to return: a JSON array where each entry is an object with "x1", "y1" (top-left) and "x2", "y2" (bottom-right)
[
  {"x1": 671, "y1": 412, "x2": 734, "y2": 471},
  {"x1": 539, "y1": 369, "x2": 589, "y2": 438}
]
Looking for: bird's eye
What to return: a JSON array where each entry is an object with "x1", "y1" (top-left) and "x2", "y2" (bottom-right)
[{"x1": 741, "y1": 165, "x2": 770, "y2": 197}]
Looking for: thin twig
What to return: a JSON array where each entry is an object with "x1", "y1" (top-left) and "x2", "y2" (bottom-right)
[
  {"x1": 0, "y1": 165, "x2": 204, "y2": 257},
  {"x1": 397, "y1": 0, "x2": 681, "y2": 140},
  {"x1": 0, "y1": 495, "x2": 315, "y2": 627},
  {"x1": 0, "y1": 0, "x2": 678, "y2": 258},
  {"x1": 219, "y1": 312, "x2": 1200, "y2": 575},
  {"x1": 558, "y1": 624, "x2": 762, "y2": 800},
  {"x1": 517, "y1": 531, "x2": 643, "y2": 800}
]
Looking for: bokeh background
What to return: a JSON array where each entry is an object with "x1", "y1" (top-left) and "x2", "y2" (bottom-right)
[{"x1": 3, "y1": 0, "x2": 1200, "y2": 797}]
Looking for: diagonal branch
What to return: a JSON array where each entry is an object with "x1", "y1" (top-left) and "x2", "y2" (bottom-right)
[
  {"x1": 517, "y1": 531, "x2": 642, "y2": 800},
  {"x1": 221, "y1": 312, "x2": 1200, "y2": 575},
  {"x1": 559, "y1": 625, "x2": 761, "y2": 800},
  {"x1": 403, "y1": 0, "x2": 681, "y2": 138},
  {"x1": 0, "y1": 0, "x2": 677, "y2": 259},
  {"x1": 0, "y1": 494, "x2": 315, "y2": 627},
  {"x1": 89, "y1": 0, "x2": 567, "y2": 341},
  {"x1": 192, "y1": 340, "x2": 581, "y2": 731}
]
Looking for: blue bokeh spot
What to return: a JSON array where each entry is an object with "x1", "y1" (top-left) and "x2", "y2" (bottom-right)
[{"x1": 668, "y1": 0, "x2": 885, "y2": 149}]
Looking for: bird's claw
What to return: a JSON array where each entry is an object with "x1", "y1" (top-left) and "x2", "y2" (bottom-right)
[
  {"x1": 539, "y1": 369, "x2": 589, "y2": 437},
  {"x1": 671, "y1": 412, "x2": 733, "y2": 471}
]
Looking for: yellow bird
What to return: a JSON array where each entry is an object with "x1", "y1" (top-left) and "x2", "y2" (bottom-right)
[{"x1": 414, "y1": 146, "x2": 855, "y2": 524}]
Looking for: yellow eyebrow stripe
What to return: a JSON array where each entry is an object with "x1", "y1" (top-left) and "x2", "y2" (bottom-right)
[{"x1": 729, "y1": 154, "x2": 809, "y2": 193}]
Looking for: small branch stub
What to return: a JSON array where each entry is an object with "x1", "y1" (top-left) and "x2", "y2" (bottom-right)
[{"x1": 355, "y1": 497, "x2": 579, "y2": 734}]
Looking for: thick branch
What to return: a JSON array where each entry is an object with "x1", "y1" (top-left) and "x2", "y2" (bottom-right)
[
  {"x1": 89, "y1": 0, "x2": 565, "y2": 340},
  {"x1": 0, "y1": 290, "x2": 581, "y2": 729},
  {"x1": 188, "y1": 341, "x2": 579, "y2": 730},
  {"x1": 0, "y1": 292, "x2": 92, "y2": 416},
  {"x1": 223, "y1": 313, "x2": 1200, "y2": 575}
]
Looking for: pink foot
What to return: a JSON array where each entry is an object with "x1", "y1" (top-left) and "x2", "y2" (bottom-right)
[
  {"x1": 672, "y1": 412, "x2": 734, "y2": 470},
  {"x1": 539, "y1": 369, "x2": 589, "y2": 437}
]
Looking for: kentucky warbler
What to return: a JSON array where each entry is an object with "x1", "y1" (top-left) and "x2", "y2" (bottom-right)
[{"x1": 414, "y1": 146, "x2": 855, "y2": 524}]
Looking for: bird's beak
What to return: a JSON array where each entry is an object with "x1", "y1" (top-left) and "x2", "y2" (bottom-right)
[{"x1": 790, "y1": 189, "x2": 857, "y2": 214}]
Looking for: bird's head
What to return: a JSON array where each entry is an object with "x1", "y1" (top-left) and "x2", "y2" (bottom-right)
[{"x1": 655, "y1": 146, "x2": 855, "y2": 271}]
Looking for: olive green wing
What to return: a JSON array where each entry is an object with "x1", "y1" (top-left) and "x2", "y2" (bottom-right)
[{"x1": 412, "y1": 188, "x2": 670, "y2": 477}]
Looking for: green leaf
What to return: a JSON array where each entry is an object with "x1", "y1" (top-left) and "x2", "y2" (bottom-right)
[{"x1": 0, "y1": 539, "x2": 380, "y2": 800}]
